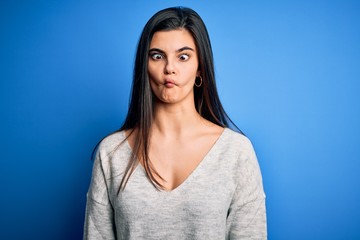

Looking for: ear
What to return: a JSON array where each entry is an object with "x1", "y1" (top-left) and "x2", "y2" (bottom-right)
[{"x1": 196, "y1": 70, "x2": 201, "y2": 77}]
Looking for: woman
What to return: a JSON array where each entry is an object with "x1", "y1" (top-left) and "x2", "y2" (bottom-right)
[{"x1": 84, "y1": 6, "x2": 266, "y2": 240}]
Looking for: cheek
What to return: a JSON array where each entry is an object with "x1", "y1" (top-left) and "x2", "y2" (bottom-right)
[
  {"x1": 147, "y1": 64, "x2": 161, "y2": 82},
  {"x1": 147, "y1": 63, "x2": 154, "y2": 78},
  {"x1": 147, "y1": 67, "x2": 159, "y2": 93},
  {"x1": 186, "y1": 59, "x2": 199, "y2": 75},
  {"x1": 184, "y1": 65, "x2": 198, "y2": 82}
]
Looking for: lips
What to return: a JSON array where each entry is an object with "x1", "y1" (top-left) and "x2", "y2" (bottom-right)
[{"x1": 164, "y1": 79, "x2": 175, "y2": 87}]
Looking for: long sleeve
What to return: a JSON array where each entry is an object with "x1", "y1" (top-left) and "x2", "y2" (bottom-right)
[
  {"x1": 82, "y1": 129, "x2": 266, "y2": 239},
  {"x1": 226, "y1": 141, "x2": 267, "y2": 239},
  {"x1": 83, "y1": 150, "x2": 116, "y2": 240}
]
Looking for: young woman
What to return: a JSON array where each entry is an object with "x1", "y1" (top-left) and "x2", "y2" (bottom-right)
[{"x1": 84, "y1": 7, "x2": 267, "y2": 239}]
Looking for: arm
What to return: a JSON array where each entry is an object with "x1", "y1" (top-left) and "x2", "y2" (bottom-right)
[
  {"x1": 226, "y1": 142, "x2": 267, "y2": 239},
  {"x1": 83, "y1": 150, "x2": 116, "y2": 240}
]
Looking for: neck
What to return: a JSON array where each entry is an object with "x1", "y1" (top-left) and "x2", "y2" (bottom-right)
[{"x1": 151, "y1": 101, "x2": 203, "y2": 137}]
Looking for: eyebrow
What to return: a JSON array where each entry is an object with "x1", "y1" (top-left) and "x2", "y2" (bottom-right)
[{"x1": 149, "y1": 46, "x2": 195, "y2": 54}]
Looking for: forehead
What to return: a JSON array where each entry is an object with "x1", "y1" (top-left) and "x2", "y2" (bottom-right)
[{"x1": 150, "y1": 29, "x2": 197, "y2": 51}]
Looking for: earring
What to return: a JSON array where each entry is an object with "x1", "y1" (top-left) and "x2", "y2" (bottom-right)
[{"x1": 195, "y1": 76, "x2": 203, "y2": 87}]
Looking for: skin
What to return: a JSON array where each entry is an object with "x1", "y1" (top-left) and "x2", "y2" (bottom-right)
[
  {"x1": 129, "y1": 29, "x2": 224, "y2": 191},
  {"x1": 148, "y1": 29, "x2": 200, "y2": 105}
]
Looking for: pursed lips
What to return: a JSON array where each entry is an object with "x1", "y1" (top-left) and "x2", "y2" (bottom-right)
[{"x1": 164, "y1": 79, "x2": 176, "y2": 87}]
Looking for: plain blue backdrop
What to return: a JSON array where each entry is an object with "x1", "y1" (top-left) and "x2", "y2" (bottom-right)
[{"x1": 1, "y1": 0, "x2": 359, "y2": 239}]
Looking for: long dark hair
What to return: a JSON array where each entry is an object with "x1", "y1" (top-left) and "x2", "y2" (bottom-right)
[{"x1": 112, "y1": 7, "x2": 239, "y2": 191}]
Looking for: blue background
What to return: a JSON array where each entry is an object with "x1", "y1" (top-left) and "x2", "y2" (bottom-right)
[{"x1": 1, "y1": 0, "x2": 359, "y2": 239}]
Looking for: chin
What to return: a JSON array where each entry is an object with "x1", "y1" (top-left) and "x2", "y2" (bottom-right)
[
  {"x1": 159, "y1": 93, "x2": 176, "y2": 103},
  {"x1": 160, "y1": 98, "x2": 177, "y2": 104}
]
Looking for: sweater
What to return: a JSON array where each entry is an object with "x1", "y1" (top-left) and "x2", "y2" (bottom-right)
[{"x1": 83, "y1": 128, "x2": 267, "y2": 239}]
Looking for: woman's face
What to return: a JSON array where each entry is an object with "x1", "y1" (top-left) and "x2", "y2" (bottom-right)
[{"x1": 148, "y1": 29, "x2": 199, "y2": 104}]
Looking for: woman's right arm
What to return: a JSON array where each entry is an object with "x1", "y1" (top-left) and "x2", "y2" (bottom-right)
[{"x1": 83, "y1": 150, "x2": 116, "y2": 240}]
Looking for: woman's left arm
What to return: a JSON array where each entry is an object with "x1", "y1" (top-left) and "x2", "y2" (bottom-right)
[{"x1": 226, "y1": 140, "x2": 267, "y2": 239}]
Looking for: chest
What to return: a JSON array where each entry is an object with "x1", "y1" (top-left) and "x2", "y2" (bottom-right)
[
  {"x1": 114, "y1": 166, "x2": 235, "y2": 226},
  {"x1": 148, "y1": 136, "x2": 219, "y2": 191}
]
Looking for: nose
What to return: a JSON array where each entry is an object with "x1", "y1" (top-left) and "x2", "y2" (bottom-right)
[{"x1": 164, "y1": 59, "x2": 176, "y2": 75}]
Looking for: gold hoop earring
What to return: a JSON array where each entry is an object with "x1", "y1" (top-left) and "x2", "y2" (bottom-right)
[{"x1": 195, "y1": 76, "x2": 203, "y2": 87}]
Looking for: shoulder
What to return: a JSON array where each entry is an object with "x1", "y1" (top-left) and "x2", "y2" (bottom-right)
[
  {"x1": 217, "y1": 128, "x2": 260, "y2": 175},
  {"x1": 222, "y1": 129, "x2": 264, "y2": 191},
  {"x1": 97, "y1": 130, "x2": 127, "y2": 155},
  {"x1": 94, "y1": 130, "x2": 132, "y2": 178},
  {"x1": 207, "y1": 128, "x2": 262, "y2": 194},
  {"x1": 222, "y1": 128, "x2": 255, "y2": 154},
  {"x1": 95, "y1": 131, "x2": 128, "y2": 166},
  {"x1": 208, "y1": 128, "x2": 257, "y2": 171}
]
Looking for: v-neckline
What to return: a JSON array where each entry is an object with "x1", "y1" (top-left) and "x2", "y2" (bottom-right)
[{"x1": 123, "y1": 128, "x2": 228, "y2": 194}]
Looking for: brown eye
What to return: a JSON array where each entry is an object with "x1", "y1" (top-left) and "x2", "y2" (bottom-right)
[
  {"x1": 179, "y1": 54, "x2": 190, "y2": 61},
  {"x1": 150, "y1": 53, "x2": 163, "y2": 60}
]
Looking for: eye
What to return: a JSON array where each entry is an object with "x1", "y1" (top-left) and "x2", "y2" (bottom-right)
[
  {"x1": 150, "y1": 53, "x2": 164, "y2": 60},
  {"x1": 179, "y1": 54, "x2": 190, "y2": 61}
]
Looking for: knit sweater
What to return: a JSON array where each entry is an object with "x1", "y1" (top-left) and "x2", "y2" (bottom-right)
[{"x1": 83, "y1": 128, "x2": 267, "y2": 239}]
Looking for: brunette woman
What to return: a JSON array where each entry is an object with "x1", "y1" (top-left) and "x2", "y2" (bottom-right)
[{"x1": 84, "y1": 6, "x2": 267, "y2": 239}]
